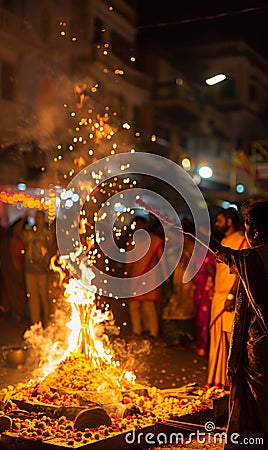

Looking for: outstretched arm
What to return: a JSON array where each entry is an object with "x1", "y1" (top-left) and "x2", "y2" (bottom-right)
[{"x1": 209, "y1": 237, "x2": 233, "y2": 263}]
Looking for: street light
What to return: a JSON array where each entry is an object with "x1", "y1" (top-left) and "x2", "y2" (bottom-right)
[
  {"x1": 181, "y1": 157, "x2": 191, "y2": 171},
  {"x1": 205, "y1": 74, "x2": 226, "y2": 86},
  {"x1": 198, "y1": 166, "x2": 213, "y2": 179},
  {"x1": 236, "y1": 183, "x2": 245, "y2": 193}
]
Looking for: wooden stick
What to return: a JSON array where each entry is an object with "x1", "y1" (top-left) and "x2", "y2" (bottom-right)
[
  {"x1": 3, "y1": 390, "x2": 13, "y2": 404},
  {"x1": 135, "y1": 199, "x2": 215, "y2": 255}
]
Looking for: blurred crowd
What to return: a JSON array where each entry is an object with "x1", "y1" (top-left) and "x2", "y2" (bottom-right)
[
  {"x1": 0, "y1": 206, "x2": 246, "y2": 389},
  {"x1": 1, "y1": 198, "x2": 268, "y2": 446},
  {"x1": 0, "y1": 210, "x2": 57, "y2": 329}
]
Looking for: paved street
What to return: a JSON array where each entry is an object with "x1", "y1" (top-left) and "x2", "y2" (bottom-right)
[{"x1": 0, "y1": 316, "x2": 226, "y2": 449}]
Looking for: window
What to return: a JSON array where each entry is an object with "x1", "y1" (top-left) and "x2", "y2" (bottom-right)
[
  {"x1": 219, "y1": 77, "x2": 235, "y2": 99},
  {"x1": 110, "y1": 30, "x2": 133, "y2": 65},
  {"x1": 94, "y1": 18, "x2": 104, "y2": 43},
  {"x1": 265, "y1": 94, "x2": 268, "y2": 114},
  {"x1": 1, "y1": 60, "x2": 15, "y2": 101},
  {"x1": 2, "y1": 1, "x2": 26, "y2": 17},
  {"x1": 1, "y1": 0, "x2": 16, "y2": 13},
  {"x1": 40, "y1": 8, "x2": 51, "y2": 43},
  {"x1": 248, "y1": 76, "x2": 258, "y2": 103},
  {"x1": 249, "y1": 84, "x2": 257, "y2": 103}
]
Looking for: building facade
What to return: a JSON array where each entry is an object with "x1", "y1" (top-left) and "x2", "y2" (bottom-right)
[{"x1": 0, "y1": 0, "x2": 267, "y2": 213}]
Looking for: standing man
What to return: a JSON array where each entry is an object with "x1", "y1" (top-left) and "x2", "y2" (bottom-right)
[
  {"x1": 18, "y1": 210, "x2": 55, "y2": 328},
  {"x1": 207, "y1": 207, "x2": 248, "y2": 390},
  {"x1": 125, "y1": 216, "x2": 165, "y2": 340}
]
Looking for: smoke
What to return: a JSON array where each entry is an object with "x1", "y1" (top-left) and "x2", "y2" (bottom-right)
[
  {"x1": 23, "y1": 298, "x2": 71, "y2": 380},
  {"x1": 2, "y1": 73, "x2": 74, "y2": 151},
  {"x1": 111, "y1": 337, "x2": 152, "y2": 385}
]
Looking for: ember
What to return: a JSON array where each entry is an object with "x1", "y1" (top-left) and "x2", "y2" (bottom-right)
[{"x1": 0, "y1": 221, "x2": 228, "y2": 448}]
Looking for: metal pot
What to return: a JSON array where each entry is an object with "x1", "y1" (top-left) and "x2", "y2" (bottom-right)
[{"x1": 1, "y1": 345, "x2": 28, "y2": 367}]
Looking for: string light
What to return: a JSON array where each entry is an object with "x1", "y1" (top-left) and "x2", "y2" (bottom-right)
[{"x1": 0, "y1": 191, "x2": 47, "y2": 209}]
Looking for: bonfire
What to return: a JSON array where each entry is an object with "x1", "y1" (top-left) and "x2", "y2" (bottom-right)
[{"x1": 0, "y1": 255, "x2": 227, "y2": 448}]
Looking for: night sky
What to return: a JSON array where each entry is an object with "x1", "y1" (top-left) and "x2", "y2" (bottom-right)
[{"x1": 136, "y1": 1, "x2": 268, "y2": 60}]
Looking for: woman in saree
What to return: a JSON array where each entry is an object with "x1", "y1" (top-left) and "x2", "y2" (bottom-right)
[{"x1": 211, "y1": 198, "x2": 268, "y2": 449}]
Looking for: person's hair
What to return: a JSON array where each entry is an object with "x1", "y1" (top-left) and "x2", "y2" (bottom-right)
[
  {"x1": 217, "y1": 207, "x2": 240, "y2": 229},
  {"x1": 241, "y1": 198, "x2": 268, "y2": 243}
]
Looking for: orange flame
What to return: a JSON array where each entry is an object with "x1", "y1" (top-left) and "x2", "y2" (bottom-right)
[
  {"x1": 48, "y1": 257, "x2": 136, "y2": 386},
  {"x1": 64, "y1": 265, "x2": 113, "y2": 365}
]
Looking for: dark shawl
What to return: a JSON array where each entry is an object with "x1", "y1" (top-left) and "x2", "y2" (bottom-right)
[{"x1": 215, "y1": 243, "x2": 268, "y2": 448}]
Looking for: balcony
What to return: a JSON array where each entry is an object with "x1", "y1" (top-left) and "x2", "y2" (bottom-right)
[
  {"x1": 73, "y1": 44, "x2": 152, "y2": 92},
  {"x1": 0, "y1": 7, "x2": 39, "y2": 46},
  {"x1": 153, "y1": 82, "x2": 203, "y2": 122},
  {"x1": 0, "y1": 7, "x2": 24, "y2": 35}
]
